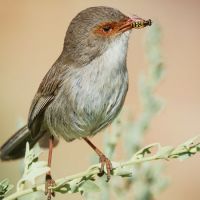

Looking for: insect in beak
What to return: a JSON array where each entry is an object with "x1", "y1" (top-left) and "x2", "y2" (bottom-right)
[
  {"x1": 131, "y1": 18, "x2": 152, "y2": 29},
  {"x1": 118, "y1": 16, "x2": 152, "y2": 33}
]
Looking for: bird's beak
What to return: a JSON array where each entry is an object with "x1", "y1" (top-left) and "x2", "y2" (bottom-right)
[{"x1": 118, "y1": 16, "x2": 152, "y2": 33}]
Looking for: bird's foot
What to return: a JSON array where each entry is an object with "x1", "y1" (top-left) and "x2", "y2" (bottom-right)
[
  {"x1": 98, "y1": 154, "x2": 113, "y2": 182},
  {"x1": 45, "y1": 173, "x2": 56, "y2": 200}
]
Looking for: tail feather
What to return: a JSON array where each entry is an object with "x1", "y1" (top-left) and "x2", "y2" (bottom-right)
[{"x1": 0, "y1": 125, "x2": 42, "y2": 160}]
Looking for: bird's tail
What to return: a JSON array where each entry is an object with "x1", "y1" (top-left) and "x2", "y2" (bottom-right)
[{"x1": 0, "y1": 125, "x2": 42, "y2": 160}]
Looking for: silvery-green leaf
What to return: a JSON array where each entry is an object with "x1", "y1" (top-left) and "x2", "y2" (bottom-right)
[
  {"x1": 114, "y1": 167, "x2": 134, "y2": 177},
  {"x1": 17, "y1": 142, "x2": 49, "y2": 189},
  {"x1": 21, "y1": 164, "x2": 49, "y2": 185},
  {"x1": 179, "y1": 135, "x2": 200, "y2": 148},
  {"x1": 133, "y1": 143, "x2": 159, "y2": 159},
  {"x1": 79, "y1": 180, "x2": 100, "y2": 194},
  {"x1": 178, "y1": 154, "x2": 191, "y2": 161},
  {"x1": 17, "y1": 191, "x2": 45, "y2": 200},
  {"x1": 0, "y1": 179, "x2": 14, "y2": 198},
  {"x1": 156, "y1": 146, "x2": 174, "y2": 159}
]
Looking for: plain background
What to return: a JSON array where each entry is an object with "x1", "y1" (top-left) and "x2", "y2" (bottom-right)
[{"x1": 0, "y1": 0, "x2": 200, "y2": 199}]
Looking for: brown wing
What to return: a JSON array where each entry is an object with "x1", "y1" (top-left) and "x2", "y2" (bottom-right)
[{"x1": 28, "y1": 62, "x2": 66, "y2": 131}]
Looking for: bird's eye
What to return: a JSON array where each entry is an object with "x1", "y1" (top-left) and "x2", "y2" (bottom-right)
[{"x1": 102, "y1": 25, "x2": 112, "y2": 33}]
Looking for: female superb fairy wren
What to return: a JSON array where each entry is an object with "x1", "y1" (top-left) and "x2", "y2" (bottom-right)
[{"x1": 0, "y1": 6, "x2": 151, "y2": 199}]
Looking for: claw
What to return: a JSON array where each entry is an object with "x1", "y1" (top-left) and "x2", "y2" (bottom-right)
[
  {"x1": 45, "y1": 173, "x2": 56, "y2": 200},
  {"x1": 97, "y1": 154, "x2": 113, "y2": 181}
]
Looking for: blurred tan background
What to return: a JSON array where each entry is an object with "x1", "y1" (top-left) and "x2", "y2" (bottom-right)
[{"x1": 0, "y1": 0, "x2": 200, "y2": 199}]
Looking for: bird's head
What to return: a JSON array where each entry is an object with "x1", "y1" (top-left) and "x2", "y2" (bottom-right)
[{"x1": 62, "y1": 6, "x2": 151, "y2": 66}]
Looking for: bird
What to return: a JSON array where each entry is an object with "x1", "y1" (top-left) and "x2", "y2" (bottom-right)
[{"x1": 0, "y1": 6, "x2": 151, "y2": 199}]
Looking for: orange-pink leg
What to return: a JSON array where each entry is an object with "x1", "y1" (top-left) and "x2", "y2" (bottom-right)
[
  {"x1": 45, "y1": 135, "x2": 56, "y2": 200},
  {"x1": 84, "y1": 137, "x2": 112, "y2": 181}
]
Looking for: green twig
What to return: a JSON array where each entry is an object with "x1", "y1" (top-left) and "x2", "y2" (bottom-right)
[{"x1": 3, "y1": 135, "x2": 200, "y2": 200}]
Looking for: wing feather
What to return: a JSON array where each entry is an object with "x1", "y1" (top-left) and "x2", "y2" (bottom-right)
[{"x1": 28, "y1": 61, "x2": 66, "y2": 130}]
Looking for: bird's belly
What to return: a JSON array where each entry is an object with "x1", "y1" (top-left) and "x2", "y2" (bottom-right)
[
  {"x1": 71, "y1": 77, "x2": 128, "y2": 137},
  {"x1": 46, "y1": 72, "x2": 128, "y2": 141}
]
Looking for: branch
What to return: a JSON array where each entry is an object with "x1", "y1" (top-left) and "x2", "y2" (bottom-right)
[{"x1": 3, "y1": 135, "x2": 200, "y2": 200}]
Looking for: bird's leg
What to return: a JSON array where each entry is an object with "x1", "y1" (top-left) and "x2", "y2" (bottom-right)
[
  {"x1": 45, "y1": 135, "x2": 56, "y2": 200},
  {"x1": 84, "y1": 137, "x2": 112, "y2": 181}
]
